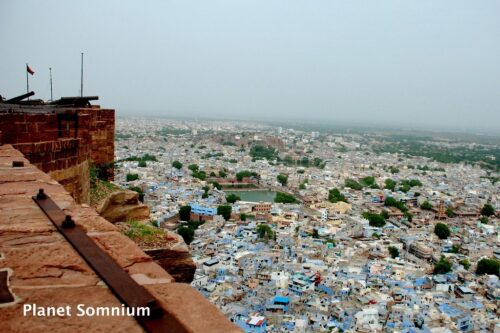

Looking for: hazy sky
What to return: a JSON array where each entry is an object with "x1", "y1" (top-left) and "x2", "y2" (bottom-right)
[{"x1": 1, "y1": 1, "x2": 499, "y2": 133}]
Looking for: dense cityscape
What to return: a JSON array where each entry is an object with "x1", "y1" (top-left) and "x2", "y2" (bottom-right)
[{"x1": 112, "y1": 117, "x2": 499, "y2": 333}]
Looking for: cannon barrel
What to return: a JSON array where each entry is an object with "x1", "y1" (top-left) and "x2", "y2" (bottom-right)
[
  {"x1": 50, "y1": 96, "x2": 99, "y2": 107},
  {"x1": 3, "y1": 91, "x2": 35, "y2": 104}
]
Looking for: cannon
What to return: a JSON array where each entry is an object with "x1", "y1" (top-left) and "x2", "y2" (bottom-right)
[
  {"x1": 50, "y1": 96, "x2": 99, "y2": 107},
  {"x1": 3, "y1": 91, "x2": 35, "y2": 104}
]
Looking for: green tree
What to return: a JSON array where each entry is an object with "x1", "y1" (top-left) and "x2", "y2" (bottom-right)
[
  {"x1": 172, "y1": 160, "x2": 183, "y2": 170},
  {"x1": 433, "y1": 256, "x2": 452, "y2": 274},
  {"x1": 384, "y1": 197, "x2": 408, "y2": 212},
  {"x1": 360, "y1": 176, "x2": 375, "y2": 187},
  {"x1": 450, "y1": 244, "x2": 460, "y2": 254},
  {"x1": 362, "y1": 212, "x2": 386, "y2": 227},
  {"x1": 274, "y1": 192, "x2": 298, "y2": 203},
  {"x1": 479, "y1": 216, "x2": 489, "y2": 224},
  {"x1": 218, "y1": 170, "x2": 227, "y2": 178},
  {"x1": 256, "y1": 224, "x2": 273, "y2": 239},
  {"x1": 226, "y1": 193, "x2": 241, "y2": 204},
  {"x1": 481, "y1": 203, "x2": 495, "y2": 217},
  {"x1": 138, "y1": 160, "x2": 147, "y2": 167},
  {"x1": 236, "y1": 170, "x2": 259, "y2": 181},
  {"x1": 476, "y1": 258, "x2": 499, "y2": 276},
  {"x1": 389, "y1": 166, "x2": 400, "y2": 174},
  {"x1": 179, "y1": 205, "x2": 191, "y2": 221},
  {"x1": 211, "y1": 181, "x2": 222, "y2": 190},
  {"x1": 240, "y1": 213, "x2": 247, "y2": 221},
  {"x1": 188, "y1": 164, "x2": 199, "y2": 172},
  {"x1": 177, "y1": 226, "x2": 194, "y2": 245},
  {"x1": 459, "y1": 259, "x2": 471, "y2": 270},
  {"x1": 345, "y1": 179, "x2": 363, "y2": 190},
  {"x1": 328, "y1": 188, "x2": 347, "y2": 203},
  {"x1": 277, "y1": 174, "x2": 288, "y2": 186},
  {"x1": 404, "y1": 212, "x2": 413, "y2": 222},
  {"x1": 420, "y1": 201, "x2": 432, "y2": 210},
  {"x1": 192, "y1": 170, "x2": 206, "y2": 180},
  {"x1": 299, "y1": 183, "x2": 306, "y2": 190},
  {"x1": 385, "y1": 179, "x2": 396, "y2": 191},
  {"x1": 249, "y1": 145, "x2": 277, "y2": 161},
  {"x1": 217, "y1": 205, "x2": 232, "y2": 220},
  {"x1": 445, "y1": 207, "x2": 454, "y2": 218},
  {"x1": 434, "y1": 223, "x2": 451, "y2": 239},
  {"x1": 126, "y1": 173, "x2": 139, "y2": 181},
  {"x1": 312, "y1": 229, "x2": 319, "y2": 238},
  {"x1": 388, "y1": 246, "x2": 399, "y2": 259}
]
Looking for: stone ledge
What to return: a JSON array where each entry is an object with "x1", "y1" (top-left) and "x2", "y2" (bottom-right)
[{"x1": 0, "y1": 144, "x2": 241, "y2": 333}]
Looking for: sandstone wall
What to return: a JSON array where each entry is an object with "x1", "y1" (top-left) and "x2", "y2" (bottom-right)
[{"x1": 0, "y1": 105, "x2": 114, "y2": 203}]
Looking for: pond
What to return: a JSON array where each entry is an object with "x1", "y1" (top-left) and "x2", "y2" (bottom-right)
[{"x1": 224, "y1": 190, "x2": 277, "y2": 203}]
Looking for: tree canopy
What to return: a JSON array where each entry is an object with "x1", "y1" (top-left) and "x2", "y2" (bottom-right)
[
  {"x1": 384, "y1": 197, "x2": 408, "y2": 213},
  {"x1": 481, "y1": 203, "x2": 495, "y2": 217},
  {"x1": 126, "y1": 173, "x2": 139, "y2": 181},
  {"x1": 274, "y1": 192, "x2": 298, "y2": 204},
  {"x1": 177, "y1": 226, "x2": 194, "y2": 245},
  {"x1": 433, "y1": 256, "x2": 452, "y2": 274},
  {"x1": 249, "y1": 145, "x2": 277, "y2": 161},
  {"x1": 256, "y1": 224, "x2": 274, "y2": 239},
  {"x1": 388, "y1": 246, "x2": 399, "y2": 259},
  {"x1": 226, "y1": 193, "x2": 241, "y2": 204},
  {"x1": 172, "y1": 160, "x2": 183, "y2": 170},
  {"x1": 385, "y1": 178, "x2": 396, "y2": 191},
  {"x1": 188, "y1": 164, "x2": 199, "y2": 172},
  {"x1": 344, "y1": 179, "x2": 363, "y2": 190},
  {"x1": 420, "y1": 201, "x2": 432, "y2": 210},
  {"x1": 236, "y1": 170, "x2": 259, "y2": 181},
  {"x1": 277, "y1": 174, "x2": 288, "y2": 186},
  {"x1": 363, "y1": 212, "x2": 386, "y2": 227},
  {"x1": 328, "y1": 188, "x2": 347, "y2": 203},
  {"x1": 476, "y1": 258, "x2": 499, "y2": 277},
  {"x1": 434, "y1": 223, "x2": 451, "y2": 239},
  {"x1": 217, "y1": 205, "x2": 232, "y2": 220},
  {"x1": 179, "y1": 205, "x2": 191, "y2": 221}
]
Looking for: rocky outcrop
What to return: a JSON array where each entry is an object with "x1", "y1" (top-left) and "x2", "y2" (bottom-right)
[
  {"x1": 144, "y1": 232, "x2": 197, "y2": 283},
  {"x1": 115, "y1": 222, "x2": 196, "y2": 283},
  {"x1": 96, "y1": 190, "x2": 150, "y2": 223}
]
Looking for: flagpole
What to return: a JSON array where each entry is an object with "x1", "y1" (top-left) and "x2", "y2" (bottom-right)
[
  {"x1": 49, "y1": 67, "x2": 53, "y2": 101},
  {"x1": 26, "y1": 63, "x2": 29, "y2": 99},
  {"x1": 80, "y1": 52, "x2": 84, "y2": 97}
]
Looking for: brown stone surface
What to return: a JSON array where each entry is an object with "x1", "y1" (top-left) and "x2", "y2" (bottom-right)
[
  {"x1": 1, "y1": 286, "x2": 143, "y2": 333},
  {"x1": 145, "y1": 239, "x2": 197, "y2": 283},
  {"x1": 0, "y1": 144, "x2": 241, "y2": 332},
  {"x1": 0, "y1": 105, "x2": 115, "y2": 203},
  {"x1": 96, "y1": 190, "x2": 150, "y2": 223},
  {"x1": 147, "y1": 283, "x2": 242, "y2": 333}
]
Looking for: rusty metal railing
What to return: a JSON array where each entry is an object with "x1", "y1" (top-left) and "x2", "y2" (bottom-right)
[{"x1": 32, "y1": 189, "x2": 172, "y2": 332}]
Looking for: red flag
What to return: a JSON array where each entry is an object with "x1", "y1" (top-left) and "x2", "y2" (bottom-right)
[{"x1": 26, "y1": 65, "x2": 35, "y2": 75}]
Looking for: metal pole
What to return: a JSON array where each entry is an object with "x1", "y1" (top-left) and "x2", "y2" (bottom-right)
[
  {"x1": 49, "y1": 67, "x2": 53, "y2": 101},
  {"x1": 80, "y1": 52, "x2": 83, "y2": 97},
  {"x1": 26, "y1": 63, "x2": 29, "y2": 96}
]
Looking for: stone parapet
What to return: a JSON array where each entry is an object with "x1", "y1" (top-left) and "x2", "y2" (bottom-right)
[{"x1": 0, "y1": 105, "x2": 115, "y2": 203}]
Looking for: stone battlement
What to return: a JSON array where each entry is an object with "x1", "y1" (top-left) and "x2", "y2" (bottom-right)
[{"x1": 0, "y1": 104, "x2": 115, "y2": 204}]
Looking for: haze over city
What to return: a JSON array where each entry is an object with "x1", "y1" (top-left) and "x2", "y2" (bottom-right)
[{"x1": 1, "y1": 0, "x2": 499, "y2": 133}]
